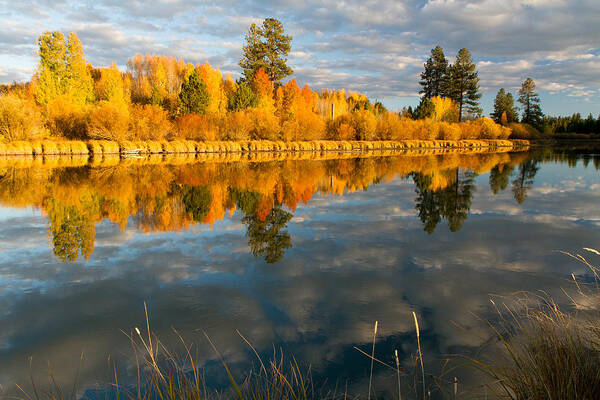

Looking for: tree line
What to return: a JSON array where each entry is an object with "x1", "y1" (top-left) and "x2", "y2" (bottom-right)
[{"x1": 0, "y1": 18, "x2": 591, "y2": 144}]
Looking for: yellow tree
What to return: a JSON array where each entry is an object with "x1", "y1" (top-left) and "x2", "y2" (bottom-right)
[
  {"x1": 34, "y1": 31, "x2": 67, "y2": 106},
  {"x1": 65, "y1": 32, "x2": 94, "y2": 104}
]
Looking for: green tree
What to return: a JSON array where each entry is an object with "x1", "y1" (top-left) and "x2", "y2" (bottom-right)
[
  {"x1": 239, "y1": 18, "x2": 293, "y2": 85},
  {"x1": 448, "y1": 48, "x2": 482, "y2": 121},
  {"x1": 245, "y1": 205, "x2": 293, "y2": 264},
  {"x1": 412, "y1": 169, "x2": 476, "y2": 233},
  {"x1": 181, "y1": 185, "x2": 212, "y2": 222},
  {"x1": 518, "y1": 78, "x2": 543, "y2": 127},
  {"x1": 178, "y1": 70, "x2": 210, "y2": 115},
  {"x1": 491, "y1": 88, "x2": 518, "y2": 124},
  {"x1": 419, "y1": 45, "x2": 449, "y2": 99},
  {"x1": 489, "y1": 164, "x2": 514, "y2": 194},
  {"x1": 228, "y1": 80, "x2": 259, "y2": 110},
  {"x1": 415, "y1": 97, "x2": 435, "y2": 119},
  {"x1": 512, "y1": 159, "x2": 539, "y2": 204}
]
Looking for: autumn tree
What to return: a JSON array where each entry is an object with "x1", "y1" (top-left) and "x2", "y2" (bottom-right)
[
  {"x1": 34, "y1": 31, "x2": 67, "y2": 106},
  {"x1": 178, "y1": 69, "x2": 210, "y2": 115},
  {"x1": 65, "y1": 33, "x2": 94, "y2": 104},
  {"x1": 518, "y1": 78, "x2": 543, "y2": 127},
  {"x1": 240, "y1": 18, "x2": 293, "y2": 85},
  {"x1": 491, "y1": 88, "x2": 518, "y2": 125},
  {"x1": 420, "y1": 46, "x2": 449, "y2": 99},
  {"x1": 448, "y1": 48, "x2": 482, "y2": 121}
]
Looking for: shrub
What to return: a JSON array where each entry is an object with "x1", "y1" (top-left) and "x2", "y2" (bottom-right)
[
  {"x1": 0, "y1": 92, "x2": 44, "y2": 141},
  {"x1": 437, "y1": 122, "x2": 462, "y2": 140},
  {"x1": 129, "y1": 104, "x2": 171, "y2": 140},
  {"x1": 509, "y1": 123, "x2": 541, "y2": 140},
  {"x1": 350, "y1": 110, "x2": 377, "y2": 140},
  {"x1": 46, "y1": 95, "x2": 88, "y2": 139},
  {"x1": 248, "y1": 108, "x2": 280, "y2": 140},
  {"x1": 376, "y1": 112, "x2": 402, "y2": 140},
  {"x1": 222, "y1": 111, "x2": 252, "y2": 141},
  {"x1": 295, "y1": 109, "x2": 326, "y2": 141},
  {"x1": 478, "y1": 117, "x2": 502, "y2": 139},
  {"x1": 87, "y1": 101, "x2": 130, "y2": 142},
  {"x1": 172, "y1": 113, "x2": 219, "y2": 141}
]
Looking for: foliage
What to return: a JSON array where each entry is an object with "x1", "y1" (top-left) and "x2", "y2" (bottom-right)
[
  {"x1": 518, "y1": 78, "x2": 543, "y2": 127},
  {"x1": 508, "y1": 122, "x2": 541, "y2": 140},
  {"x1": 228, "y1": 81, "x2": 259, "y2": 111},
  {"x1": 34, "y1": 31, "x2": 94, "y2": 106},
  {"x1": 94, "y1": 64, "x2": 127, "y2": 105},
  {"x1": 172, "y1": 113, "x2": 220, "y2": 141},
  {"x1": 448, "y1": 48, "x2": 482, "y2": 121},
  {"x1": 222, "y1": 111, "x2": 253, "y2": 141},
  {"x1": 178, "y1": 70, "x2": 211, "y2": 115},
  {"x1": 129, "y1": 104, "x2": 172, "y2": 140},
  {"x1": 87, "y1": 101, "x2": 130, "y2": 142},
  {"x1": 0, "y1": 92, "x2": 45, "y2": 141},
  {"x1": 239, "y1": 18, "x2": 293, "y2": 85},
  {"x1": 420, "y1": 45, "x2": 449, "y2": 99},
  {"x1": 415, "y1": 97, "x2": 435, "y2": 120},
  {"x1": 491, "y1": 88, "x2": 519, "y2": 125},
  {"x1": 46, "y1": 95, "x2": 89, "y2": 139},
  {"x1": 431, "y1": 96, "x2": 459, "y2": 122}
]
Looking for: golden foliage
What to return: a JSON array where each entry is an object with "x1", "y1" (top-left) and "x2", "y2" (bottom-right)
[
  {"x1": 46, "y1": 95, "x2": 88, "y2": 139},
  {"x1": 0, "y1": 92, "x2": 45, "y2": 141},
  {"x1": 172, "y1": 113, "x2": 220, "y2": 141},
  {"x1": 129, "y1": 104, "x2": 171, "y2": 140},
  {"x1": 87, "y1": 101, "x2": 130, "y2": 142}
]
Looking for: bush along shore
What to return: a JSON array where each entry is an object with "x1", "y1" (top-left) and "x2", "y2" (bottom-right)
[{"x1": 0, "y1": 139, "x2": 529, "y2": 156}]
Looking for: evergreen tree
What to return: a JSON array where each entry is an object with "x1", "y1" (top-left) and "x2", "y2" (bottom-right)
[
  {"x1": 415, "y1": 97, "x2": 435, "y2": 119},
  {"x1": 419, "y1": 45, "x2": 449, "y2": 99},
  {"x1": 228, "y1": 81, "x2": 259, "y2": 110},
  {"x1": 240, "y1": 18, "x2": 293, "y2": 85},
  {"x1": 491, "y1": 88, "x2": 518, "y2": 124},
  {"x1": 178, "y1": 70, "x2": 210, "y2": 115},
  {"x1": 512, "y1": 159, "x2": 540, "y2": 204},
  {"x1": 518, "y1": 78, "x2": 543, "y2": 127},
  {"x1": 448, "y1": 48, "x2": 482, "y2": 121}
]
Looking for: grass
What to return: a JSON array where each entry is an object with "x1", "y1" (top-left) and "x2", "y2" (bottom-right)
[{"x1": 470, "y1": 248, "x2": 600, "y2": 399}]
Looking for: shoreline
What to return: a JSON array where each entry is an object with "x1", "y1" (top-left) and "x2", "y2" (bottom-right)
[{"x1": 0, "y1": 138, "x2": 530, "y2": 156}]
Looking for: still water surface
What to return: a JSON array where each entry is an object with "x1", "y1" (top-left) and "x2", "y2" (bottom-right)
[{"x1": 0, "y1": 146, "x2": 599, "y2": 397}]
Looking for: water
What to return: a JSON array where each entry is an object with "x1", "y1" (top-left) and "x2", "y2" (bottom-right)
[{"x1": 0, "y1": 146, "x2": 599, "y2": 397}]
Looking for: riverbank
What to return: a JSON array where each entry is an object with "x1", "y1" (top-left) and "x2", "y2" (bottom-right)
[{"x1": 0, "y1": 138, "x2": 529, "y2": 156}]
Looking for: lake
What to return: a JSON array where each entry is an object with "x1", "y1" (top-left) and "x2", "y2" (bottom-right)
[{"x1": 0, "y1": 145, "x2": 599, "y2": 398}]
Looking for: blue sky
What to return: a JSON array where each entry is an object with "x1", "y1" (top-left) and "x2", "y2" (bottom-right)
[{"x1": 0, "y1": 0, "x2": 598, "y2": 116}]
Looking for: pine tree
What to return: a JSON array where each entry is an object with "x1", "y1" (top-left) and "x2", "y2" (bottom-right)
[
  {"x1": 448, "y1": 48, "x2": 482, "y2": 121},
  {"x1": 239, "y1": 18, "x2": 293, "y2": 85},
  {"x1": 419, "y1": 46, "x2": 449, "y2": 99},
  {"x1": 178, "y1": 70, "x2": 210, "y2": 115},
  {"x1": 228, "y1": 81, "x2": 259, "y2": 111},
  {"x1": 491, "y1": 88, "x2": 518, "y2": 124},
  {"x1": 518, "y1": 78, "x2": 543, "y2": 127}
]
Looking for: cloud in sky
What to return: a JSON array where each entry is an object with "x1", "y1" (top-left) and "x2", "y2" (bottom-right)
[{"x1": 0, "y1": 0, "x2": 598, "y2": 114}]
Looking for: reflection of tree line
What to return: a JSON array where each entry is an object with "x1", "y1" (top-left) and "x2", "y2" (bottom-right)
[
  {"x1": 0, "y1": 152, "x2": 556, "y2": 262},
  {"x1": 412, "y1": 159, "x2": 541, "y2": 233}
]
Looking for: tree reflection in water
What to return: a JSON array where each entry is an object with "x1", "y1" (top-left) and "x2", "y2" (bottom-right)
[{"x1": 0, "y1": 149, "x2": 559, "y2": 262}]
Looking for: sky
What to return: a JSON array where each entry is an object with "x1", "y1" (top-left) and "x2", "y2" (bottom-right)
[{"x1": 0, "y1": 0, "x2": 598, "y2": 116}]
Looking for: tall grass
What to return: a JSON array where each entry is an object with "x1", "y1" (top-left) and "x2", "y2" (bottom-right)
[{"x1": 471, "y1": 248, "x2": 600, "y2": 399}]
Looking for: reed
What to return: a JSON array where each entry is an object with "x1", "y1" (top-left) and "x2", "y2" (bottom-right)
[{"x1": 471, "y1": 249, "x2": 600, "y2": 399}]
